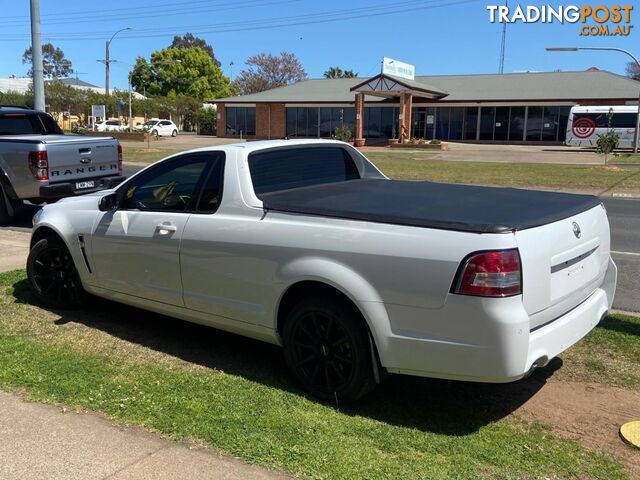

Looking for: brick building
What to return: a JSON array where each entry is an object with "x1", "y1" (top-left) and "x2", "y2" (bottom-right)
[{"x1": 211, "y1": 69, "x2": 640, "y2": 145}]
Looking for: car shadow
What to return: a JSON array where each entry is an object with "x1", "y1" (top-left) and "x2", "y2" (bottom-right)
[
  {"x1": 11, "y1": 278, "x2": 560, "y2": 436},
  {"x1": 598, "y1": 314, "x2": 640, "y2": 337}
]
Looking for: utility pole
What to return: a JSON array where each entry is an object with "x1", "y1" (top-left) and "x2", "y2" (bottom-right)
[
  {"x1": 499, "y1": 0, "x2": 508, "y2": 73},
  {"x1": 104, "y1": 40, "x2": 110, "y2": 96},
  {"x1": 98, "y1": 27, "x2": 131, "y2": 96},
  {"x1": 29, "y1": 0, "x2": 45, "y2": 111}
]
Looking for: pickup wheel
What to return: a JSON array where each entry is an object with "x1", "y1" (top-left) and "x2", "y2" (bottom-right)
[
  {"x1": 152, "y1": 129, "x2": 159, "y2": 139},
  {"x1": 283, "y1": 295, "x2": 377, "y2": 402},
  {"x1": 171, "y1": 129, "x2": 178, "y2": 137},
  {"x1": 0, "y1": 194, "x2": 10, "y2": 226},
  {"x1": 27, "y1": 236, "x2": 84, "y2": 309}
]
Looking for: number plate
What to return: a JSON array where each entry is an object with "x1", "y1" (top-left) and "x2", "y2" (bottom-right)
[{"x1": 76, "y1": 180, "x2": 95, "y2": 190}]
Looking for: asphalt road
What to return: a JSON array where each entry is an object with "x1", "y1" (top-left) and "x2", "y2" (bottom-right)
[
  {"x1": 603, "y1": 197, "x2": 640, "y2": 313},
  {"x1": 2, "y1": 167, "x2": 639, "y2": 312}
]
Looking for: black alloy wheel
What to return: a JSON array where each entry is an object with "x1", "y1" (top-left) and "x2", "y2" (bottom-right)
[
  {"x1": 283, "y1": 295, "x2": 377, "y2": 402},
  {"x1": 27, "y1": 236, "x2": 84, "y2": 308}
]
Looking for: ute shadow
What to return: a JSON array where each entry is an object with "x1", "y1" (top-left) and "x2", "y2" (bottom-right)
[
  {"x1": 598, "y1": 314, "x2": 640, "y2": 337},
  {"x1": 12, "y1": 278, "x2": 561, "y2": 436}
]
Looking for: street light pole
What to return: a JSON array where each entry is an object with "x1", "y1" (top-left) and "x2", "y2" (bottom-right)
[
  {"x1": 29, "y1": 0, "x2": 45, "y2": 111},
  {"x1": 546, "y1": 46, "x2": 640, "y2": 154},
  {"x1": 101, "y1": 27, "x2": 131, "y2": 96}
]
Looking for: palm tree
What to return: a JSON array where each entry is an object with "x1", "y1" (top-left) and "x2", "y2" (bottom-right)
[{"x1": 323, "y1": 67, "x2": 357, "y2": 79}]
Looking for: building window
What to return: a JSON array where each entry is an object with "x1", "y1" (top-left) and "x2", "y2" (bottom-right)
[
  {"x1": 286, "y1": 107, "x2": 355, "y2": 138},
  {"x1": 225, "y1": 107, "x2": 255, "y2": 136},
  {"x1": 509, "y1": 107, "x2": 526, "y2": 141}
]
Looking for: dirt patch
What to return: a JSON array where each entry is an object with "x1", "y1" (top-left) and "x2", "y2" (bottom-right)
[
  {"x1": 515, "y1": 379, "x2": 640, "y2": 477},
  {"x1": 591, "y1": 165, "x2": 625, "y2": 172},
  {"x1": 133, "y1": 148, "x2": 164, "y2": 153}
]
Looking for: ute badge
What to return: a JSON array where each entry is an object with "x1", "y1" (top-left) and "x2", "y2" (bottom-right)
[{"x1": 572, "y1": 222, "x2": 581, "y2": 239}]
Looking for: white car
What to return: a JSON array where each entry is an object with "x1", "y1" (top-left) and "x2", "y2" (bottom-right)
[
  {"x1": 95, "y1": 120, "x2": 126, "y2": 132},
  {"x1": 137, "y1": 119, "x2": 178, "y2": 138},
  {"x1": 27, "y1": 140, "x2": 617, "y2": 401}
]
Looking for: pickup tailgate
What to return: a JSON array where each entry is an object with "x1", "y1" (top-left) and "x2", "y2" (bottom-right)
[
  {"x1": 515, "y1": 203, "x2": 611, "y2": 329},
  {"x1": 41, "y1": 135, "x2": 120, "y2": 182}
]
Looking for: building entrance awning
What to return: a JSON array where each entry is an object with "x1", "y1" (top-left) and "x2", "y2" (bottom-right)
[{"x1": 350, "y1": 73, "x2": 448, "y2": 99}]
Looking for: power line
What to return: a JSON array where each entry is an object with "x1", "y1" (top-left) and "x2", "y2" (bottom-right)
[
  {"x1": 0, "y1": 0, "x2": 475, "y2": 41},
  {"x1": 0, "y1": 0, "x2": 300, "y2": 27}
]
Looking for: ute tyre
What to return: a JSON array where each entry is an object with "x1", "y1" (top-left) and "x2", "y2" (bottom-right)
[
  {"x1": 283, "y1": 295, "x2": 377, "y2": 403},
  {"x1": 0, "y1": 194, "x2": 10, "y2": 226},
  {"x1": 27, "y1": 236, "x2": 85, "y2": 309},
  {"x1": 152, "y1": 130, "x2": 159, "y2": 139},
  {"x1": 171, "y1": 129, "x2": 178, "y2": 137}
]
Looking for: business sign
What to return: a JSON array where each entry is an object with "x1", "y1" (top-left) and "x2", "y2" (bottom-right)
[
  {"x1": 91, "y1": 104, "x2": 106, "y2": 118},
  {"x1": 382, "y1": 57, "x2": 415, "y2": 80}
]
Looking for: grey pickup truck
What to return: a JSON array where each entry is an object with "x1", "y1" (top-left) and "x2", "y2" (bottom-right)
[{"x1": 0, "y1": 105, "x2": 125, "y2": 225}]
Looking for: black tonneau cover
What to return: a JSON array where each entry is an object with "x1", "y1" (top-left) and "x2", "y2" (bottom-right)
[{"x1": 260, "y1": 179, "x2": 602, "y2": 233}]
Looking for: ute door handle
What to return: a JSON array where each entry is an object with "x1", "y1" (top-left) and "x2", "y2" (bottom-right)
[{"x1": 155, "y1": 222, "x2": 177, "y2": 235}]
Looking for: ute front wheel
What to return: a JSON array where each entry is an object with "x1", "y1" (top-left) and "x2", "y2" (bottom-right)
[{"x1": 27, "y1": 236, "x2": 84, "y2": 308}]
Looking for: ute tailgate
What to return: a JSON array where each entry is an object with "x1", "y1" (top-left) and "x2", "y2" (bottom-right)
[
  {"x1": 42, "y1": 135, "x2": 120, "y2": 182},
  {"x1": 515, "y1": 203, "x2": 610, "y2": 330}
]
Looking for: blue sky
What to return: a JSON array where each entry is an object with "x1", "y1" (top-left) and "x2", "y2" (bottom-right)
[{"x1": 0, "y1": 0, "x2": 636, "y2": 91}]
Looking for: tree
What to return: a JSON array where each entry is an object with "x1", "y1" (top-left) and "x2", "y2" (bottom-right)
[
  {"x1": 129, "y1": 47, "x2": 232, "y2": 101},
  {"x1": 232, "y1": 52, "x2": 307, "y2": 95},
  {"x1": 626, "y1": 61, "x2": 640, "y2": 81},
  {"x1": 170, "y1": 33, "x2": 220, "y2": 67},
  {"x1": 22, "y1": 43, "x2": 73, "y2": 79},
  {"x1": 323, "y1": 67, "x2": 357, "y2": 79},
  {"x1": 595, "y1": 108, "x2": 620, "y2": 165}
]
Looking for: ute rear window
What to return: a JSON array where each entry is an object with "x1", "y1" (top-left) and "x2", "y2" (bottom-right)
[
  {"x1": 0, "y1": 113, "x2": 63, "y2": 135},
  {"x1": 248, "y1": 147, "x2": 360, "y2": 196}
]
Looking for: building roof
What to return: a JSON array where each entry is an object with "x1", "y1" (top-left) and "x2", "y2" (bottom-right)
[
  {"x1": 58, "y1": 77, "x2": 99, "y2": 88},
  {"x1": 212, "y1": 70, "x2": 640, "y2": 104},
  {"x1": 0, "y1": 77, "x2": 31, "y2": 94}
]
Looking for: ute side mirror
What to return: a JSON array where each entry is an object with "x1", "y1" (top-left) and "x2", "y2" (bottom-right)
[{"x1": 98, "y1": 192, "x2": 118, "y2": 212}]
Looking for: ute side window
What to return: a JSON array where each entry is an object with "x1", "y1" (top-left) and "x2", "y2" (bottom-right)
[
  {"x1": 248, "y1": 147, "x2": 360, "y2": 197},
  {"x1": 120, "y1": 152, "x2": 224, "y2": 212}
]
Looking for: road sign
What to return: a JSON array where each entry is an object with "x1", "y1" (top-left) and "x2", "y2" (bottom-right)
[{"x1": 91, "y1": 104, "x2": 106, "y2": 118}]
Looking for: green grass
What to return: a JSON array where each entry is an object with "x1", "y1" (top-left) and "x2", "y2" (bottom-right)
[
  {"x1": 559, "y1": 313, "x2": 640, "y2": 388},
  {"x1": 611, "y1": 154, "x2": 640, "y2": 164},
  {"x1": 365, "y1": 151, "x2": 640, "y2": 192},
  {"x1": 122, "y1": 147, "x2": 182, "y2": 164},
  {"x1": 0, "y1": 270, "x2": 630, "y2": 479}
]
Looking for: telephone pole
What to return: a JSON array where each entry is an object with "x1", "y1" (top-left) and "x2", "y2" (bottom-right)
[
  {"x1": 29, "y1": 0, "x2": 45, "y2": 111},
  {"x1": 499, "y1": 0, "x2": 508, "y2": 73},
  {"x1": 98, "y1": 27, "x2": 131, "y2": 96}
]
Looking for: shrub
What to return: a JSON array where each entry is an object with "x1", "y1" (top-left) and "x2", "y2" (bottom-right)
[{"x1": 332, "y1": 125, "x2": 352, "y2": 142}]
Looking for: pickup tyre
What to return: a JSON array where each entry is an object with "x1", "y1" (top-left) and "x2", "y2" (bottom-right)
[{"x1": 283, "y1": 294, "x2": 377, "y2": 402}]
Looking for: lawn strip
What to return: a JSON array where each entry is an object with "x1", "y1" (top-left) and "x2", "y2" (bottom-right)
[{"x1": 0, "y1": 270, "x2": 627, "y2": 480}]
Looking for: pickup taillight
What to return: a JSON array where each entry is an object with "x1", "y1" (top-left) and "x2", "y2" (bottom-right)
[
  {"x1": 117, "y1": 142, "x2": 123, "y2": 172},
  {"x1": 28, "y1": 151, "x2": 49, "y2": 181},
  {"x1": 452, "y1": 249, "x2": 522, "y2": 298}
]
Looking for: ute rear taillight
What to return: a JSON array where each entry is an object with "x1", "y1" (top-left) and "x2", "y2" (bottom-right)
[
  {"x1": 117, "y1": 142, "x2": 123, "y2": 172},
  {"x1": 28, "y1": 150, "x2": 49, "y2": 180},
  {"x1": 452, "y1": 249, "x2": 522, "y2": 298}
]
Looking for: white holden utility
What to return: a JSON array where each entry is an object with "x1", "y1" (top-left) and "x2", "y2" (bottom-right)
[{"x1": 28, "y1": 140, "x2": 616, "y2": 401}]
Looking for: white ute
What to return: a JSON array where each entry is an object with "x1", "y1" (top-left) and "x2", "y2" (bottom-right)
[{"x1": 28, "y1": 140, "x2": 616, "y2": 401}]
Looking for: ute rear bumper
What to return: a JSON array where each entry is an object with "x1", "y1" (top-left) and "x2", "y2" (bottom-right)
[
  {"x1": 39, "y1": 175, "x2": 125, "y2": 200},
  {"x1": 378, "y1": 257, "x2": 617, "y2": 382}
]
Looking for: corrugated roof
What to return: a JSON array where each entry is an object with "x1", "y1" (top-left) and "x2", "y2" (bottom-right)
[{"x1": 212, "y1": 70, "x2": 640, "y2": 104}]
